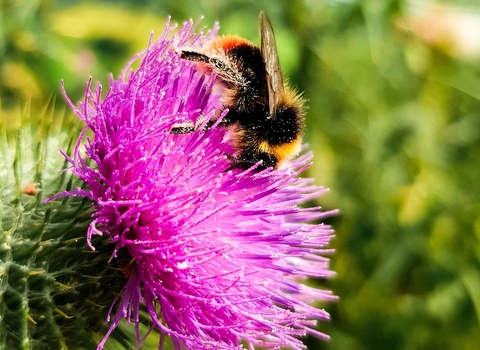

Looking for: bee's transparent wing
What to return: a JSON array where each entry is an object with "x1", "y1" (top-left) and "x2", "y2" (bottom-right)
[{"x1": 259, "y1": 11, "x2": 284, "y2": 118}]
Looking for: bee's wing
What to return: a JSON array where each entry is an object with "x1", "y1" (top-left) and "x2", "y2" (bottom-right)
[{"x1": 259, "y1": 11, "x2": 284, "y2": 118}]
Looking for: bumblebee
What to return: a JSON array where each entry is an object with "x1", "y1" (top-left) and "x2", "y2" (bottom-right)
[{"x1": 172, "y1": 12, "x2": 304, "y2": 170}]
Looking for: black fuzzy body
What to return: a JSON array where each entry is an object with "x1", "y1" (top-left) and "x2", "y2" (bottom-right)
[{"x1": 178, "y1": 39, "x2": 303, "y2": 170}]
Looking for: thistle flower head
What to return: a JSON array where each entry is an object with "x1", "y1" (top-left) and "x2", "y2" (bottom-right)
[{"x1": 58, "y1": 17, "x2": 337, "y2": 350}]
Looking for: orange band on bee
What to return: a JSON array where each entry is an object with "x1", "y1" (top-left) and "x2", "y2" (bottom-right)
[
  {"x1": 208, "y1": 35, "x2": 254, "y2": 53},
  {"x1": 271, "y1": 138, "x2": 302, "y2": 160}
]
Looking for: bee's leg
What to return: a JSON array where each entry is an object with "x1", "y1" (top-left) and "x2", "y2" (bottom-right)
[
  {"x1": 202, "y1": 119, "x2": 218, "y2": 131},
  {"x1": 202, "y1": 114, "x2": 234, "y2": 130},
  {"x1": 181, "y1": 51, "x2": 238, "y2": 88},
  {"x1": 171, "y1": 116, "x2": 227, "y2": 134},
  {"x1": 180, "y1": 51, "x2": 211, "y2": 63},
  {"x1": 181, "y1": 51, "x2": 234, "y2": 76},
  {"x1": 170, "y1": 122, "x2": 196, "y2": 134}
]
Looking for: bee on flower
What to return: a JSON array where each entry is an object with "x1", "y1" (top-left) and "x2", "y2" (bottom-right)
[{"x1": 55, "y1": 13, "x2": 337, "y2": 350}]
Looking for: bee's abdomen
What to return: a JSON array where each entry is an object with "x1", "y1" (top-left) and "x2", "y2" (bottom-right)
[{"x1": 267, "y1": 104, "x2": 303, "y2": 144}]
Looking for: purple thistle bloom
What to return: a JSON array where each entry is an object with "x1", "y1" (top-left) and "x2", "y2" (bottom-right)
[{"x1": 57, "y1": 17, "x2": 338, "y2": 350}]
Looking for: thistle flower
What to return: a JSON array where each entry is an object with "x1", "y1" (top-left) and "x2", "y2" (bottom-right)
[{"x1": 55, "y1": 17, "x2": 338, "y2": 350}]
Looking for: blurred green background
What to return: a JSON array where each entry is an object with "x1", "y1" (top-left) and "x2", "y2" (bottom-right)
[{"x1": 2, "y1": 0, "x2": 480, "y2": 349}]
